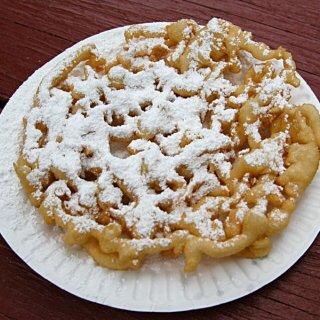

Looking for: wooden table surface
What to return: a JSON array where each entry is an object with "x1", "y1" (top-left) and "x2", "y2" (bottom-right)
[{"x1": 0, "y1": 1, "x2": 319, "y2": 319}]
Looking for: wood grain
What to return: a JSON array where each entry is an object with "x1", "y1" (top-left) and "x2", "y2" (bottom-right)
[
  {"x1": 0, "y1": 0, "x2": 319, "y2": 102},
  {"x1": 1, "y1": 235, "x2": 319, "y2": 320},
  {"x1": 0, "y1": 1, "x2": 319, "y2": 319}
]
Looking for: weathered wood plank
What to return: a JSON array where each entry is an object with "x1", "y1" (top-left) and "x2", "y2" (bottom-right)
[
  {"x1": 1, "y1": 235, "x2": 319, "y2": 319},
  {"x1": 0, "y1": 0, "x2": 319, "y2": 99}
]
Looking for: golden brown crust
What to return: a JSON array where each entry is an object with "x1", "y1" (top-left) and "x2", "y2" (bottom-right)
[{"x1": 14, "y1": 18, "x2": 320, "y2": 272}]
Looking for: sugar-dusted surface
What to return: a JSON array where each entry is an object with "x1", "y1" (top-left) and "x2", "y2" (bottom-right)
[
  {"x1": 20, "y1": 17, "x2": 304, "y2": 255},
  {"x1": 1, "y1": 1, "x2": 320, "y2": 319},
  {"x1": 0, "y1": 24, "x2": 319, "y2": 315}
]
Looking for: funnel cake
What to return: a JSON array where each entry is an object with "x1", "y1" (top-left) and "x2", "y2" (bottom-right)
[{"x1": 15, "y1": 18, "x2": 320, "y2": 272}]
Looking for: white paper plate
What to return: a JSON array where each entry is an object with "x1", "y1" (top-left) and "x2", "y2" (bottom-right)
[{"x1": 0, "y1": 23, "x2": 319, "y2": 312}]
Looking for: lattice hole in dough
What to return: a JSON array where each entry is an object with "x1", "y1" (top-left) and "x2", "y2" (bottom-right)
[
  {"x1": 202, "y1": 110, "x2": 213, "y2": 129},
  {"x1": 109, "y1": 113, "x2": 125, "y2": 127},
  {"x1": 148, "y1": 180, "x2": 163, "y2": 194},
  {"x1": 35, "y1": 121, "x2": 48, "y2": 147},
  {"x1": 157, "y1": 200, "x2": 173, "y2": 213},
  {"x1": 139, "y1": 100, "x2": 152, "y2": 112},
  {"x1": 259, "y1": 118, "x2": 272, "y2": 140},
  {"x1": 112, "y1": 180, "x2": 135, "y2": 206},
  {"x1": 166, "y1": 180, "x2": 184, "y2": 191},
  {"x1": 128, "y1": 110, "x2": 139, "y2": 117},
  {"x1": 81, "y1": 168, "x2": 102, "y2": 181},
  {"x1": 109, "y1": 138, "x2": 131, "y2": 159},
  {"x1": 175, "y1": 164, "x2": 194, "y2": 184}
]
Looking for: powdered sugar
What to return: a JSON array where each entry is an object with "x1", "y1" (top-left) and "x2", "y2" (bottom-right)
[
  {"x1": 269, "y1": 209, "x2": 287, "y2": 222},
  {"x1": 245, "y1": 120, "x2": 261, "y2": 142},
  {"x1": 252, "y1": 198, "x2": 268, "y2": 216},
  {"x1": 207, "y1": 18, "x2": 224, "y2": 33},
  {"x1": 235, "y1": 201, "x2": 249, "y2": 221},
  {"x1": 130, "y1": 237, "x2": 171, "y2": 251},
  {"x1": 21, "y1": 43, "x2": 236, "y2": 240},
  {"x1": 244, "y1": 133, "x2": 287, "y2": 173},
  {"x1": 258, "y1": 76, "x2": 292, "y2": 109},
  {"x1": 263, "y1": 178, "x2": 283, "y2": 196},
  {"x1": 15, "y1": 18, "x2": 306, "y2": 249}
]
